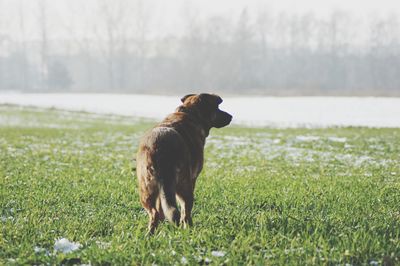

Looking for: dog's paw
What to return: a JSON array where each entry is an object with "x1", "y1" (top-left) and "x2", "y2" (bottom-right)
[{"x1": 180, "y1": 217, "x2": 193, "y2": 229}]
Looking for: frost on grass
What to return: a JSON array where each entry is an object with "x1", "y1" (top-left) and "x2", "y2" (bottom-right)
[
  {"x1": 95, "y1": 241, "x2": 111, "y2": 250},
  {"x1": 328, "y1": 136, "x2": 347, "y2": 143},
  {"x1": 211, "y1": 250, "x2": 226, "y2": 257},
  {"x1": 296, "y1": 135, "x2": 320, "y2": 142},
  {"x1": 207, "y1": 133, "x2": 395, "y2": 171},
  {"x1": 34, "y1": 246, "x2": 50, "y2": 256},
  {"x1": 54, "y1": 238, "x2": 82, "y2": 254},
  {"x1": 1, "y1": 216, "x2": 14, "y2": 222},
  {"x1": 34, "y1": 246, "x2": 46, "y2": 253},
  {"x1": 180, "y1": 256, "x2": 188, "y2": 264}
]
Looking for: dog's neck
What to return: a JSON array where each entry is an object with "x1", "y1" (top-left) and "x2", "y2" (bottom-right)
[{"x1": 176, "y1": 105, "x2": 211, "y2": 136}]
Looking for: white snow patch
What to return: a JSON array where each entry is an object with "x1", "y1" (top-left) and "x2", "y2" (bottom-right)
[
  {"x1": 328, "y1": 137, "x2": 347, "y2": 143},
  {"x1": 1, "y1": 216, "x2": 14, "y2": 222},
  {"x1": 95, "y1": 241, "x2": 111, "y2": 250},
  {"x1": 273, "y1": 138, "x2": 281, "y2": 144},
  {"x1": 296, "y1": 135, "x2": 320, "y2": 142},
  {"x1": 236, "y1": 166, "x2": 258, "y2": 173},
  {"x1": 181, "y1": 256, "x2": 188, "y2": 264},
  {"x1": 1, "y1": 93, "x2": 400, "y2": 128},
  {"x1": 284, "y1": 248, "x2": 305, "y2": 254},
  {"x1": 34, "y1": 246, "x2": 46, "y2": 253},
  {"x1": 211, "y1": 251, "x2": 226, "y2": 257},
  {"x1": 207, "y1": 134, "x2": 396, "y2": 168},
  {"x1": 34, "y1": 246, "x2": 50, "y2": 256},
  {"x1": 54, "y1": 238, "x2": 82, "y2": 254}
]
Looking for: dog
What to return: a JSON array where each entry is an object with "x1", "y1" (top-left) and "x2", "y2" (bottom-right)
[{"x1": 136, "y1": 93, "x2": 232, "y2": 233}]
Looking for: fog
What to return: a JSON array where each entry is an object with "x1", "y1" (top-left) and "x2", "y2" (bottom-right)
[{"x1": 1, "y1": 0, "x2": 400, "y2": 95}]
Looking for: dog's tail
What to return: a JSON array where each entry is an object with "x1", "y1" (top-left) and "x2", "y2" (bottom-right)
[{"x1": 159, "y1": 182, "x2": 180, "y2": 225}]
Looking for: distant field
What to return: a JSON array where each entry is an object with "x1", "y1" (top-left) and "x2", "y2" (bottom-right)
[
  {"x1": 1, "y1": 93, "x2": 400, "y2": 127},
  {"x1": 1, "y1": 105, "x2": 399, "y2": 265}
]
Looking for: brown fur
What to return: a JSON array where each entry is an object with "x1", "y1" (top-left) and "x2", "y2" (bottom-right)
[{"x1": 136, "y1": 93, "x2": 232, "y2": 233}]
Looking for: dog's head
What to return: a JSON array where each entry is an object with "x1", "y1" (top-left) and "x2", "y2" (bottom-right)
[{"x1": 180, "y1": 93, "x2": 232, "y2": 128}]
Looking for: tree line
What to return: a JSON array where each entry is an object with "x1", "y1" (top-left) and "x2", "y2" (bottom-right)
[{"x1": 0, "y1": 0, "x2": 399, "y2": 95}]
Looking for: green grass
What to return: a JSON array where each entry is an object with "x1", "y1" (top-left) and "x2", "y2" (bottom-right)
[{"x1": 1, "y1": 104, "x2": 399, "y2": 265}]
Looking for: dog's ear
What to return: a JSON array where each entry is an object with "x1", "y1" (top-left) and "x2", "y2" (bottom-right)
[
  {"x1": 214, "y1": 95, "x2": 223, "y2": 105},
  {"x1": 199, "y1": 93, "x2": 223, "y2": 105},
  {"x1": 181, "y1": 94, "x2": 196, "y2": 103}
]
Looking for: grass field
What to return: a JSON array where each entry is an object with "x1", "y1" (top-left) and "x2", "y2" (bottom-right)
[{"x1": 1, "y1": 104, "x2": 399, "y2": 265}]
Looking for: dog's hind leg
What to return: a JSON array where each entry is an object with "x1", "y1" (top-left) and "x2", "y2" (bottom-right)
[
  {"x1": 155, "y1": 196, "x2": 165, "y2": 220},
  {"x1": 141, "y1": 196, "x2": 162, "y2": 234},
  {"x1": 159, "y1": 183, "x2": 180, "y2": 226},
  {"x1": 146, "y1": 207, "x2": 160, "y2": 235},
  {"x1": 177, "y1": 187, "x2": 194, "y2": 228},
  {"x1": 139, "y1": 182, "x2": 162, "y2": 234}
]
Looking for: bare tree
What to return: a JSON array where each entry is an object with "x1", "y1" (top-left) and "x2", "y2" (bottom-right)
[
  {"x1": 132, "y1": 0, "x2": 150, "y2": 92},
  {"x1": 232, "y1": 8, "x2": 254, "y2": 90},
  {"x1": 94, "y1": 0, "x2": 150, "y2": 92},
  {"x1": 255, "y1": 8, "x2": 273, "y2": 88},
  {"x1": 0, "y1": 0, "x2": 4, "y2": 89},
  {"x1": 203, "y1": 15, "x2": 234, "y2": 90},
  {"x1": 179, "y1": 3, "x2": 206, "y2": 90},
  {"x1": 287, "y1": 13, "x2": 317, "y2": 91},
  {"x1": 0, "y1": 0, "x2": 13, "y2": 90},
  {"x1": 65, "y1": 1, "x2": 96, "y2": 91},
  {"x1": 36, "y1": 0, "x2": 49, "y2": 90},
  {"x1": 327, "y1": 11, "x2": 352, "y2": 55},
  {"x1": 314, "y1": 11, "x2": 352, "y2": 91},
  {"x1": 368, "y1": 15, "x2": 400, "y2": 91},
  {"x1": 18, "y1": 0, "x2": 29, "y2": 90}
]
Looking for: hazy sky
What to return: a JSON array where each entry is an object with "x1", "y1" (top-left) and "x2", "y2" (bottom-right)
[
  {"x1": 186, "y1": 0, "x2": 400, "y2": 16},
  {"x1": 1, "y1": 0, "x2": 400, "y2": 40}
]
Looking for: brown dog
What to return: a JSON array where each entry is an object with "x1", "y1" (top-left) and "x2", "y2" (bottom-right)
[{"x1": 136, "y1": 93, "x2": 232, "y2": 233}]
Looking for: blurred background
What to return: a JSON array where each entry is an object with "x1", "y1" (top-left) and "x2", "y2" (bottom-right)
[{"x1": 1, "y1": 0, "x2": 400, "y2": 96}]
